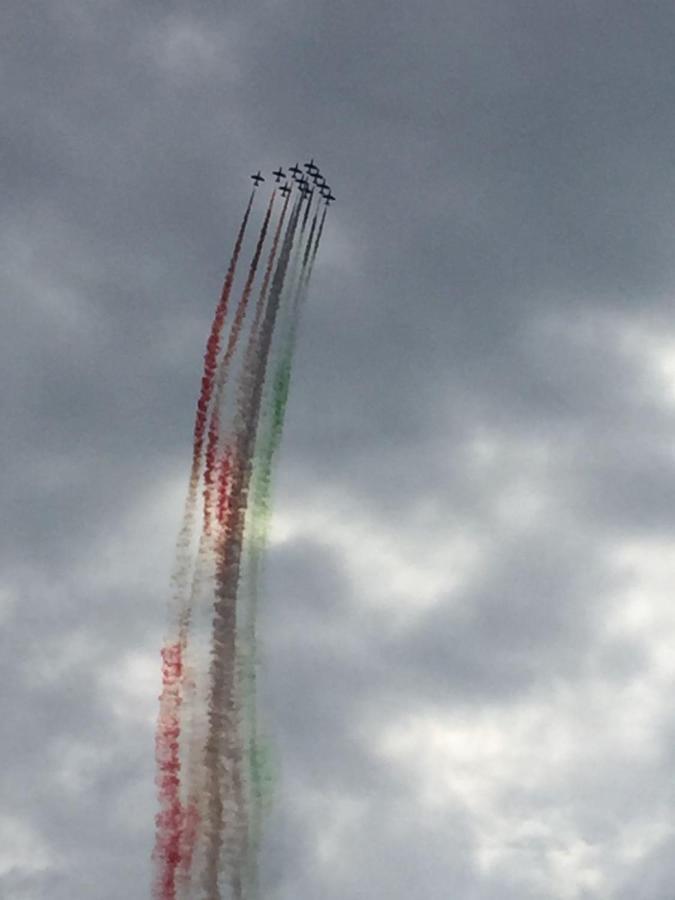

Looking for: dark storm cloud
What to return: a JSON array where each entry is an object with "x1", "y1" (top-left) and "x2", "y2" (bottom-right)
[{"x1": 5, "y1": 0, "x2": 675, "y2": 896}]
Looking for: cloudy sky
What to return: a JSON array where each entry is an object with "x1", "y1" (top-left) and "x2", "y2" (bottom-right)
[{"x1": 5, "y1": 1, "x2": 675, "y2": 897}]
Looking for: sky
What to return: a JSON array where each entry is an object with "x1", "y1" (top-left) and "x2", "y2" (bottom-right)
[{"x1": 4, "y1": 1, "x2": 675, "y2": 897}]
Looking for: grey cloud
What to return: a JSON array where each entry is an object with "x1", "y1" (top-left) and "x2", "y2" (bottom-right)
[{"x1": 6, "y1": 0, "x2": 675, "y2": 896}]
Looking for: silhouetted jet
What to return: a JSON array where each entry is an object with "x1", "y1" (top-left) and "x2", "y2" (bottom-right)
[
  {"x1": 280, "y1": 183, "x2": 291, "y2": 197},
  {"x1": 250, "y1": 171, "x2": 265, "y2": 186},
  {"x1": 313, "y1": 173, "x2": 325, "y2": 186},
  {"x1": 289, "y1": 163, "x2": 303, "y2": 179},
  {"x1": 320, "y1": 184, "x2": 331, "y2": 197},
  {"x1": 304, "y1": 158, "x2": 319, "y2": 174},
  {"x1": 272, "y1": 167, "x2": 286, "y2": 182},
  {"x1": 324, "y1": 192, "x2": 336, "y2": 205}
]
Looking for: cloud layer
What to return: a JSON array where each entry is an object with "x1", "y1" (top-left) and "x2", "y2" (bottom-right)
[{"x1": 5, "y1": 0, "x2": 675, "y2": 897}]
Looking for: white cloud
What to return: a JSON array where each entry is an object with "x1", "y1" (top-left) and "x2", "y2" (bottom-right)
[
  {"x1": 0, "y1": 814, "x2": 60, "y2": 878},
  {"x1": 374, "y1": 672, "x2": 673, "y2": 899},
  {"x1": 270, "y1": 487, "x2": 485, "y2": 626},
  {"x1": 98, "y1": 649, "x2": 160, "y2": 729}
]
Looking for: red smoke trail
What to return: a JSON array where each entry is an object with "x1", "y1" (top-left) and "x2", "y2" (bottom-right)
[
  {"x1": 175, "y1": 192, "x2": 294, "y2": 900},
  {"x1": 203, "y1": 192, "x2": 276, "y2": 535},
  {"x1": 152, "y1": 642, "x2": 184, "y2": 900},
  {"x1": 171, "y1": 190, "x2": 255, "y2": 622},
  {"x1": 178, "y1": 439, "x2": 236, "y2": 881},
  {"x1": 156, "y1": 179, "x2": 324, "y2": 898},
  {"x1": 201, "y1": 198, "x2": 304, "y2": 900},
  {"x1": 202, "y1": 418, "x2": 220, "y2": 539},
  {"x1": 153, "y1": 191, "x2": 255, "y2": 900},
  {"x1": 173, "y1": 445, "x2": 234, "y2": 898},
  {"x1": 193, "y1": 190, "x2": 255, "y2": 500},
  {"x1": 176, "y1": 174, "x2": 289, "y2": 881}
]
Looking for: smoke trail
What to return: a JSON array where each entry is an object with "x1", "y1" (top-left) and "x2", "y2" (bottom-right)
[
  {"x1": 300, "y1": 190, "x2": 313, "y2": 233},
  {"x1": 201, "y1": 198, "x2": 304, "y2": 900},
  {"x1": 302, "y1": 203, "x2": 319, "y2": 268},
  {"x1": 172, "y1": 190, "x2": 295, "y2": 900},
  {"x1": 245, "y1": 201, "x2": 328, "y2": 650},
  {"x1": 203, "y1": 191, "x2": 276, "y2": 536},
  {"x1": 155, "y1": 169, "x2": 329, "y2": 900},
  {"x1": 245, "y1": 201, "x2": 327, "y2": 674},
  {"x1": 204, "y1": 200, "x2": 304, "y2": 899},
  {"x1": 271, "y1": 192, "x2": 313, "y2": 364},
  {"x1": 248, "y1": 189, "x2": 293, "y2": 354},
  {"x1": 152, "y1": 643, "x2": 184, "y2": 900},
  {"x1": 153, "y1": 192, "x2": 255, "y2": 900},
  {"x1": 308, "y1": 204, "x2": 328, "y2": 273},
  {"x1": 170, "y1": 190, "x2": 255, "y2": 633},
  {"x1": 239, "y1": 199, "x2": 329, "y2": 898},
  {"x1": 216, "y1": 448, "x2": 233, "y2": 530}
]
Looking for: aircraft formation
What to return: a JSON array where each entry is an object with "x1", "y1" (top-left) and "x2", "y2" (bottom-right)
[
  {"x1": 153, "y1": 161, "x2": 332, "y2": 900},
  {"x1": 250, "y1": 158, "x2": 336, "y2": 205}
]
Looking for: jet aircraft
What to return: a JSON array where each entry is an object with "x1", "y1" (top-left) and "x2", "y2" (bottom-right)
[
  {"x1": 272, "y1": 167, "x2": 286, "y2": 182},
  {"x1": 289, "y1": 163, "x2": 303, "y2": 179},
  {"x1": 304, "y1": 158, "x2": 319, "y2": 174},
  {"x1": 250, "y1": 171, "x2": 265, "y2": 186},
  {"x1": 279, "y1": 183, "x2": 291, "y2": 197}
]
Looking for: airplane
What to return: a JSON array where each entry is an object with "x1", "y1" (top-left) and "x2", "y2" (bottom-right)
[
  {"x1": 288, "y1": 163, "x2": 303, "y2": 179},
  {"x1": 313, "y1": 173, "x2": 325, "y2": 186},
  {"x1": 250, "y1": 171, "x2": 265, "y2": 186},
  {"x1": 304, "y1": 157, "x2": 319, "y2": 174},
  {"x1": 320, "y1": 183, "x2": 331, "y2": 196},
  {"x1": 280, "y1": 183, "x2": 291, "y2": 197},
  {"x1": 324, "y1": 191, "x2": 336, "y2": 204},
  {"x1": 299, "y1": 182, "x2": 312, "y2": 196},
  {"x1": 272, "y1": 167, "x2": 286, "y2": 182}
]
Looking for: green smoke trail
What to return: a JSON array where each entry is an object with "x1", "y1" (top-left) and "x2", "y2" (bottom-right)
[
  {"x1": 201, "y1": 196, "x2": 304, "y2": 900},
  {"x1": 238, "y1": 205, "x2": 328, "y2": 898},
  {"x1": 237, "y1": 345, "x2": 293, "y2": 900}
]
